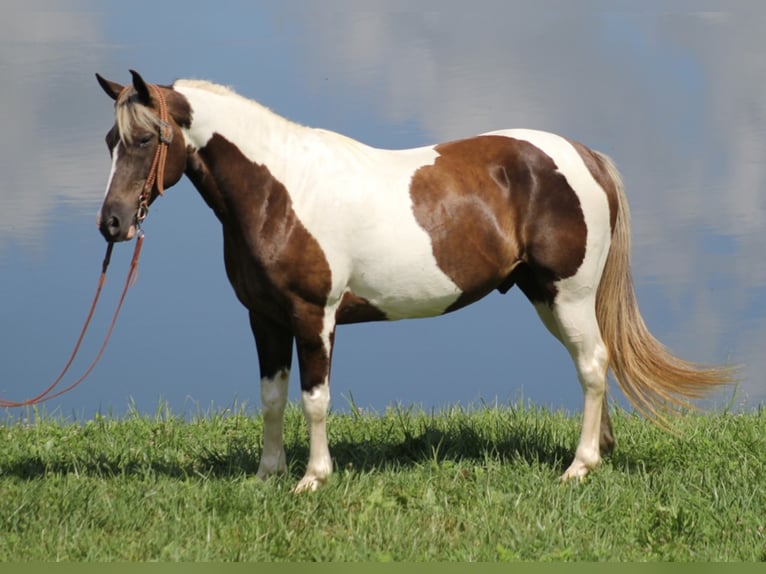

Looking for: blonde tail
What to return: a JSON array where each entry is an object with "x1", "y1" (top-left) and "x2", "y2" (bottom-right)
[{"x1": 594, "y1": 154, "x2": 736, "y2": 422}]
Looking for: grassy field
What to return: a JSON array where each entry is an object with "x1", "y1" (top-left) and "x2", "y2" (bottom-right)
[{"x1": 0, "y1": 401, "x2": 763, "y2": 561}]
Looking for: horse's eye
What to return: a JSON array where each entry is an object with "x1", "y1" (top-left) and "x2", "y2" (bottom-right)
[{"x1": 138, "y1": 134, "x2": 153, "y2": 148}]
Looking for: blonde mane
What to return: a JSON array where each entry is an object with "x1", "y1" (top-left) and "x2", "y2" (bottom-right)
[
  {"x1": 116, "y1": 80, "x2": 243, "y2": 145},
  {"x1": 174, "y1": 78, "x2": 237, "y2": 96},
  {"x1": 116, "y1": 78, "x2": 309, "y2": 150},
  {"x1": 174, "y1": 78, "x2": 291, "y2": 123}
]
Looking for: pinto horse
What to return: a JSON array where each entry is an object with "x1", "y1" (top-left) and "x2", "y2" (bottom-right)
[{"x1": 96, "y1": 71, "x2": 732, "y2": 492}]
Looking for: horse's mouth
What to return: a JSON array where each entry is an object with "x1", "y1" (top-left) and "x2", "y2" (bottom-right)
[{"x1": 98, "y1": 214, "x2": 138, "y2": 243}]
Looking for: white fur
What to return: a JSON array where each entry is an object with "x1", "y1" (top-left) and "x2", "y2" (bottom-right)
[
  {"x1": 552, "y1": 292, "x2": 609, "y2": 480},
  {"x1": 97, "y1": 142, "x2": 121, "y2": 225},
  {"x1": 295, "y1": 383, "x2": 332, "y2": 493},
  {"x1": 320, "y1": 303, "x2": 339, "y2": 355},
  {"x1": 256, "y1": 368, "x2": 290, "y2": 479}
]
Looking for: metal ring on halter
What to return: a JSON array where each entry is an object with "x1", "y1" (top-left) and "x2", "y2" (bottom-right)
[{"x1": 137, "y1": 195, "x2": 149, "y2": 225}]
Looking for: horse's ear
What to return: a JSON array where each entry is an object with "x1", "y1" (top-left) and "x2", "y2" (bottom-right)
[
  {"x1": 96, "y1": 73, "x2": 123, "y2": 101},
  {"x1": 129, "y1": 69, "x2": 152, "y2": 105}
]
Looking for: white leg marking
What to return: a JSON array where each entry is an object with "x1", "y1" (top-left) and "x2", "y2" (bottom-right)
[
  {"x1": 294, "y1": 383, "x2": 332, "y2": 493},
  {"x1": 552, "y1": 295, "x2": 609, "y2": 482},
  {"x1": 256, "y1": 368, "x2": 289, "y2": 480}
]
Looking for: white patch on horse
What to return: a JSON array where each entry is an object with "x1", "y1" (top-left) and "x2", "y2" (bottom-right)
[
  {"x1": 97, "y1": 141, "x2": 121, "y2": 225},
  {"x1": 553, "y1": 294, "x2": 609, "y2": 481},
  {"x1": 256, "y1": 367, "x2": 289, "y2": 480},
  {"x1": 296, "y1": 383, "x2": 332, "y2": 493},
  {"x1": 175, "y1": 82, "x2": 463, "y2": 320},
  {"x1": 320, "y1": 304, "x2": 338, "y2": 355}
]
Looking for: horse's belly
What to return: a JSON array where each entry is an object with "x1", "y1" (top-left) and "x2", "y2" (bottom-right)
[
  {"x1": 296, "y1": 150, "x2": 465, "y2": 321},
  {"x1": 346, "y1": 257, "x2": 462, "y2": 320}
]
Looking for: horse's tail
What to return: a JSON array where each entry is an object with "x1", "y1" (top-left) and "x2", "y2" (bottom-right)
[{"x1": 593, "y1": 153, "x2": 736, "y2": 422}]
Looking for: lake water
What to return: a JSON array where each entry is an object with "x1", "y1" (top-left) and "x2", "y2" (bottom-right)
[{"x1": 1, "y1": 0, "x2": 764, "y2": 420}]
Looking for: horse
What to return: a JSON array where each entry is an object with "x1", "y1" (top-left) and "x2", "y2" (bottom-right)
[{"x1": 95, "y1": 70, "x2": 733, "y2": 492}]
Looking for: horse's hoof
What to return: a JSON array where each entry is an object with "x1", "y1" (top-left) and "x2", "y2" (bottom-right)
[
  {"x1": 293, "y1": 475, "x2": 325, "y2": 493},
  {"x1": 559, "y1": 461, "x2": 591, "y2": 483},
  {"x1": 256, "y1": 458, "x2": 287, "y2": 481}
]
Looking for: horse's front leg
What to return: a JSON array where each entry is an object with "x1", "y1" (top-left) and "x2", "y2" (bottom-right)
[
  {"x1": 250, "y1": 310, "x2": 294, "y2": 480},
  {"x1": 292, "y1": 302, "x2": 337, "y2": 493}
]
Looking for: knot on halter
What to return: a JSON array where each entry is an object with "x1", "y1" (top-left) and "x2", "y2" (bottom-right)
[{"x1": 120, "y1": 82, "x2": 173, "y2": 224}]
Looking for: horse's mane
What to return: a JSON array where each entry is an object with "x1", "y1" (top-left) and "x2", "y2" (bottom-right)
[
  {"x1": 116, "y1": 79, "x2": 244, "y2": 144},
  {"x1": 118, "y1": 78, "x2": 320, "y2": 151},
  {"x1": 174, "y1": 78, "x2": 308, "y2": 133},
  {"x1": 174, "y1": 78, "x2": 237, "y2": 96}
]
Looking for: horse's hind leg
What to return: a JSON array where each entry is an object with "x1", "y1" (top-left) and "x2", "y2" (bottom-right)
[
  {"x1": 533, "y1": 302, "x2": 615, "y2": 456},
  {"x1": 547, "y1": 292, "x2": 610, "y2": 481},
  {"x1": 250, "y1": 311, "x2": 294, "y2": 480}
]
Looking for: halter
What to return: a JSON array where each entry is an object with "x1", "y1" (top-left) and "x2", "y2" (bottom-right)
[{"x1": 122, "y1": 83, "x2": 174, "y2": 225}]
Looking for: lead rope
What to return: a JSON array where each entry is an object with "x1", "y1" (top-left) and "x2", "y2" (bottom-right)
[
  {"x1": 0, "y1": 233, "x2": 145, "y2": 408},
  {"x1": 2, "y1": 80, "x2": 168, "y2": 409}
]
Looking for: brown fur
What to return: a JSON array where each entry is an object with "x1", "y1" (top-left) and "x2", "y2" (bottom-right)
[{"x1": 410, "y1": 135, "x2": 588, "y2": 310}]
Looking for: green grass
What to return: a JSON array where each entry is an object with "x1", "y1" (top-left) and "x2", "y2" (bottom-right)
[{"x1": 0, "y1": 401, "x2": 763, "y2": 561}]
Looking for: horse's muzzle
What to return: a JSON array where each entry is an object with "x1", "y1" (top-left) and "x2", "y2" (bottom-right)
[{"x1": 98, "y1": 205, "x2": 137, "y2": 242}]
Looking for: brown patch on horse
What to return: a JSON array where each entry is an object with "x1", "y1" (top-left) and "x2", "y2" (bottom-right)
[
  {"x1": 599, "y1": 397, "x2": 616, "y2": 455},
  {"x1": 197, "y1": 134, "x2": 331, "y2": 305},
  {"x1": 184, "y1": 145, "x2": 229, "y2": 222},
  {"x1": 336, "y1": 292, "x2": 388, "y2": 324},
  {"x1": 192, "y1": 133, "x2": 334, "y2": 389},
  {"x1": 410, "y1": 135, "x2": 587, "y2": 307}
]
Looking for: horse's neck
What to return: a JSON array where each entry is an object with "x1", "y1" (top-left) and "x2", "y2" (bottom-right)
[
  {"x1": 184, "y1": 148, "x2": 228, "y2": 223},
  {"x1": 178, "y1": 85, "x2": 311, "y2": 218},
  {"x1": 178, "y1": 83, "x2": 382, "y2": 228}
]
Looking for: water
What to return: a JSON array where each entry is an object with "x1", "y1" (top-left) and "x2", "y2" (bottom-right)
[{"x1": 1, "y1": 0, "x2": 763, "y2": 420}]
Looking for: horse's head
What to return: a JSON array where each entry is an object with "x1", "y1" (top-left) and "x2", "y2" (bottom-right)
[{"x1": 96, "y1": 70, "x2": 190, "y2": 242}]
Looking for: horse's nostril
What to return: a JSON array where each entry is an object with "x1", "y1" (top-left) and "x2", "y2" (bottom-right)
[{"x1": 99, "y1": 214, "x2": 121, "y2": 241}]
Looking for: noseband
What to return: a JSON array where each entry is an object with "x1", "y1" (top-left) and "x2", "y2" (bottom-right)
[{"x1": 121, "y1": 83, "x2": 174, "y2": 225}]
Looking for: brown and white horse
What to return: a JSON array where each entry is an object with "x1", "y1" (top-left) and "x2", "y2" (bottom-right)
[{"x1": 96, "y1": 70, "x2": 732, "y2": 492}]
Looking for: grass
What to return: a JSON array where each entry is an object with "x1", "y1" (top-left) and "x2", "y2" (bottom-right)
[{"x1": 0, "y1": 401, "x2": 764, "y2": 561}]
